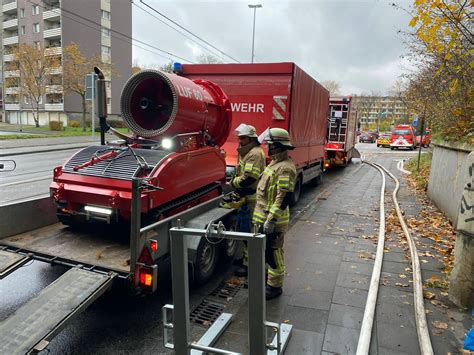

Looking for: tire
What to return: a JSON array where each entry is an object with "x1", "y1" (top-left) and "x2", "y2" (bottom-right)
[
  {"x1": 309, "y1": 173, "x2": 322, "y2": 187},
  {"x1": 290, "y1": 175, "x2": 302, "y2": 206},
  {"x1": 219, "y1": 216, "x2": 239, "y2": 262},
  {"x1": 377, "y1": 144, "x2": 380, "y2": 147},
  {"x1": 194, "y1": 238, "x2": 218, "y2": 285}
]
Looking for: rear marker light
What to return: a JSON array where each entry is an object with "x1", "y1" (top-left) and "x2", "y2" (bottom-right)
[{"x1": 150, "y1": 240, "x2": 158, "y2": 253}]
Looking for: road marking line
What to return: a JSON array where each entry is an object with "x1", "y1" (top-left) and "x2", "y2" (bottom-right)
[{"x1": 0, "y1": 175, "x2": 51, "y2": 187}]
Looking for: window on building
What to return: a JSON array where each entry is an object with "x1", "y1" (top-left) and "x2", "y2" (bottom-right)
[
  {"x1": 102, "y1": 27, "x2": 111, "y2": 37},
  {"x1": 33, "y1": 23, "x2": 40, "y2": 33},
  {"x1": 107, "y1": 98, "x2": 111, "y2": 105},
  {"x1": 32, "y1": 5, "x2": 40, "y2": 15},
  {"x1": 101, "y1": 10, "x2": 111, "y2": 20},
  {"x1": 101, "y1": 45, "x2": 111, "y2": 55},
  {"x1": 20, "y1": 26, "x2": 26, "y2": 35},
  {"x1": 20, "y1": 8, "x2": 25, "y2": 18},
  {"x1": 34, "y1": 41, "x2": 41, "y2": 49}
]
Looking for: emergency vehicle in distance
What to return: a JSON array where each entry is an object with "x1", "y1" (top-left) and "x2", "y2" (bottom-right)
[
  {"x1": 324, "y1": 96, "x2": 358, "y2": 168},
  {"x1": 179, "y1": 62, "x2": 329, "y2": 205},
  {"x1": 390, "y1": 124, "x2": 417, "y2": 150}
]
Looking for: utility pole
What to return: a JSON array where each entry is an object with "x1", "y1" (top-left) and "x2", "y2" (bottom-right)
[{"x1": 248, "y1": 4, "x2": 262, "y2": 63}]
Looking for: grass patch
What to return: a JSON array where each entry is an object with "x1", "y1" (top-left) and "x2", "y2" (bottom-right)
[
  {"x1": 406, "y1": 152, "x2": 432, "y2": 190},
  {"x1": 0, "y1": 126, "x2": 130, "y2": 140}
]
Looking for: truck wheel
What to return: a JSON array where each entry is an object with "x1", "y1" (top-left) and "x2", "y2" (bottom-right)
[
  {"x1": 290, "y1": 176, "x2": 302, "y2": 206},
  {"x1": 309, "y1": 173, "x2": 322, "y2": 187},
  {"x1": 194, "y1": 238, "x2": 218, "y2": 285}
]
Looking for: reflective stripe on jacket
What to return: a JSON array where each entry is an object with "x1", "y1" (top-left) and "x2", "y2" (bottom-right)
[
  {"x1": 232, "y1": 143, "x2": 266, "y2": 193},
  {"x1": 253, "y1": 151, "x2": 296, "y2": 232}
]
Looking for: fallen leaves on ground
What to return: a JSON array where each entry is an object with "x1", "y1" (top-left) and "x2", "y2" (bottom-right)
[
  {"x1": 423, "y1": 291, "x2": 436, "y2": 300},
  {"x1": 424, "y1": 275, "x2": 449, "y2": 290},
  {"x1": 432, "y1": 320, "x2": 448, "y2": 329},
  {"x1": 358, "y1": 251, "x2": 375, "y2": 260}
]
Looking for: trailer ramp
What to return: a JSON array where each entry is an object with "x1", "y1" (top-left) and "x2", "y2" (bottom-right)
[
  {"x1": 0, "y1": 249, "x2": 29, "y2": 279},
  {"x1": 0, "y1": 267, "x2": 116, "y2": 354}
]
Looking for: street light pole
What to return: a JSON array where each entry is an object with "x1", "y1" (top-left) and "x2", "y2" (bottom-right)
[{"x1": 248, "y1": 4, "x2": 262, "y2": 63}]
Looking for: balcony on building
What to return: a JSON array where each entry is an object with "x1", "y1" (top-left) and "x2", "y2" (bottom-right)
[
  {"x1": 43, "y1": 1, "x2": 60, "y2": 21},
  {"x1": 43, "y1": 20, "x2": 61, "y2": 39},
  {"x1": 48, "y1": 67, "x2": 63, "y2": 75},
  {"x1": 101, "y1": 53, "x2": 111, "y2": 64},
  {"x1": 2, "y1": 0, "x2": 17, "y2": 13},
  {"x1": 3, "y1": 14, "x2": 18, "y2": 29},
  {"x1": 5, "y1": 86, "x2": 19, "y2": 95},
  {"x1": 3, "y1": 46, "x2": 15, "y2": 62},
  {"x1": 3, "y1": 29, "x2": 18, "y2": 45},
  {"x1": 45, "y1": 85, "x2": 63, "y2": 94},
  {"x1": 5, "y1": 103, "x2": 20, "y2": 110},
  {"x1": 45, "y1": 93, "x2": 63, "y2": 111},
  {"x1": 4, "y1": 70, "x2": 20, "y2": 77}
]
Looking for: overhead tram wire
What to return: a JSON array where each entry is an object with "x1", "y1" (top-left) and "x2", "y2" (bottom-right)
[
  {"x1": 139, "y1": 0, "x2": 241, "y2": 63},
  {"x1": 131, "y1": 1, "x2": 229, "y2": 63},
  {"x1": 32, "y1": 0, "x2": 194, "y2": 63}
]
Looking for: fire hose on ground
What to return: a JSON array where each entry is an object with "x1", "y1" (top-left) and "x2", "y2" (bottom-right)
[{"x1": 357, "y1": 160, "x2": 433, "y2": 355}]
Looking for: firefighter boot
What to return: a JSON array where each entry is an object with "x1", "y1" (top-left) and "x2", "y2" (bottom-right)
[
  {"x1": 265, "y1": 284, "x2": 282, "y2": 300},
  {"x1": 234, "y1": 265, "x2": 248, "y2": 277}
]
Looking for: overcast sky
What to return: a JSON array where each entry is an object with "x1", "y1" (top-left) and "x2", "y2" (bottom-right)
[{"x1": 132, "y1": 0, "x2": 413, "y2": 95}]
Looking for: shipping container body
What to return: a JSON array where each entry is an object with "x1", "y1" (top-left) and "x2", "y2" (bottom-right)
[
  {"x1": 324, "y1": 96, "x2": 357, "y2": 168},
  {"x1": 179, "y1": 63, "x2": 329, "y2": 172}
]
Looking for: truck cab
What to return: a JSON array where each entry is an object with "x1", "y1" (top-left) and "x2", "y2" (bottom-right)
[{"x1": 390, "y1": 125, "x2": 416, "y2": 150}]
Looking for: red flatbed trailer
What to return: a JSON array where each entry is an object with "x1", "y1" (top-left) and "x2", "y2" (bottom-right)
[
  {"x1": 324, "y1": 96, "x2": 358, "y2": 168},
  {"x1": 180, "y1": 62, "x2": 329, "y2": 202}
]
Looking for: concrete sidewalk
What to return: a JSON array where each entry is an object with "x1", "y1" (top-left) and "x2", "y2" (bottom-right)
[{"x1": 213, "y1": 156, "x2": 469, "y2": 354}]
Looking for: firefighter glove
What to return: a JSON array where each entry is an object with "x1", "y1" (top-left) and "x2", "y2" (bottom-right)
[
  {"x1": 265, "y1": 232, "x2": 277, "y2": 269},
  {"x1": 263, "y1": 220, "x2": 275, "y2": 235}
]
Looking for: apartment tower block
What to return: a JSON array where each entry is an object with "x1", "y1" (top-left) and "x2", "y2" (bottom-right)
[{"x1": 1, "y1": 0, "x2": 131, "y2": 125}]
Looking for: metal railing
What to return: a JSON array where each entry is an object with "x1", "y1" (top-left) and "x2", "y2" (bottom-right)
[{"x1": 163, "y1": 221, "x2": 292, "y2": 354}]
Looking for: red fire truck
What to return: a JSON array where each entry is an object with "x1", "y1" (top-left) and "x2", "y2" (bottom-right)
[
  {"x1": 179, "y1": 62, "x2": 329, "y2": 204},
  {"x1": 324, "y1": 96, "x2": 358, "y2": 168}
]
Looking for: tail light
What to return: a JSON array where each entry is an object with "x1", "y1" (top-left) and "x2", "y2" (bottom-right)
[
  {"x1": 136, "y1": 264, "x2": 157, "y2": 293},
  {"x1": 53, "y1": 166, "x2": 62, "y2": 179}
]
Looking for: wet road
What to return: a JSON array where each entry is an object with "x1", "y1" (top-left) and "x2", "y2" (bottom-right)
[
  {"x1": 0, "y1": 145, "x2": 418, "y2": 354},
  {"x1": 0, "y1": 148, "x2": 79, "y2": 204}
]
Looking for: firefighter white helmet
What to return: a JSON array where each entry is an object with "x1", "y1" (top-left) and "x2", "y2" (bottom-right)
[{"x1": 234, "y1": 123, "x2": 258, "y2": 138}]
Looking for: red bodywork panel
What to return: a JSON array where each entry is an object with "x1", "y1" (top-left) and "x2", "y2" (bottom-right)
[
  {"x1": 324, "y1": 96, "x2": 358, "y2": 167},
  {"x1": 50, "y1": 146, "x2": 226, "y2": 220},
  {"x1": 180, "y1": 63, "x2": 329, "y2": 170},
  {"x1": 390, "y1": 125, "x2": 416, "y2": 147}
]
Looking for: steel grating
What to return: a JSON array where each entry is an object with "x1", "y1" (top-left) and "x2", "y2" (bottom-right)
[
  {"x1": 0, "y1": 268, "x2": 115, "y2": 354},
  {"x1": 63, "y1": 146, "x2": 170, "y2": 180},
  {"x1": 189, "y1": 300, "x2": 224, "y2": 327}
]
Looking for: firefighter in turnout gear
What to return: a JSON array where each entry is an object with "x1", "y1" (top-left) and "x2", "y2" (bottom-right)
[
  {"x1": 231, "y1": 124, "x2": 266, "y2": 277},
  {"x1": 253, "y1": 128, "x2": 296, "y2": 300}
]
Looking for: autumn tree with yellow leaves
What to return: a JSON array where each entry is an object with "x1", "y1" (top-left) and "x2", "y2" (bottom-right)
[
  {"x1": 399, "y1": 0, "x2": 473, "y2": 141},
  {"x1": 62, "y1": 43, "x2": 104, "y2": 131},
  {"x1": 12, "y1": 44, "x2": 61, "y2": 127}
]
